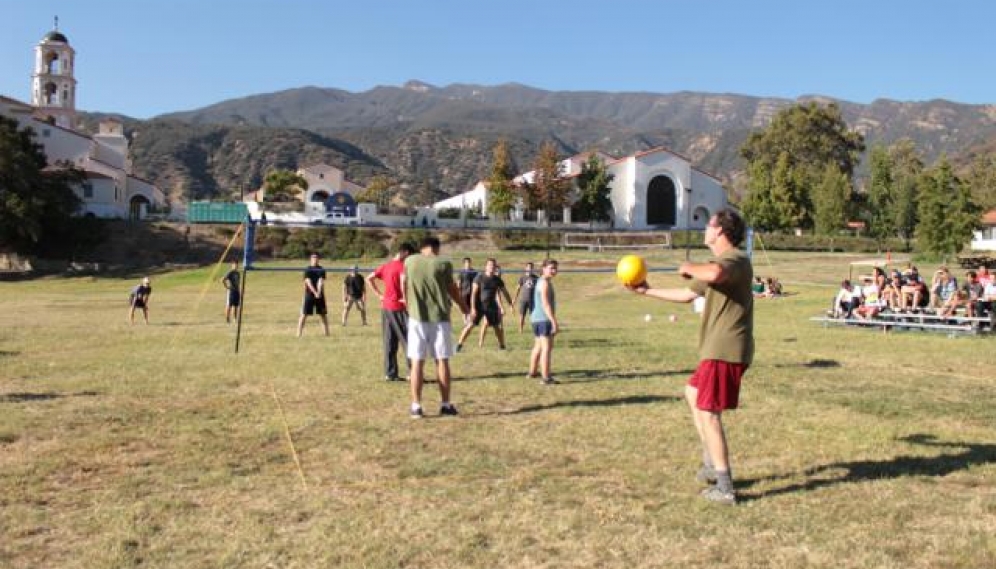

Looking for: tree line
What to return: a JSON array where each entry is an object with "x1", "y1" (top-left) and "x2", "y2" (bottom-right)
[{"x1": 740, "y1": 102, "x2": 995, "y2": 259}]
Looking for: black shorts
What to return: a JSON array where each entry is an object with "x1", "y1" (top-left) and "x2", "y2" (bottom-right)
[
  {"x1": 517, "y1": 299, "x2": 533, "y2": 315},
  {"x1": 302, "y1": 295, "x2": 327, "y2": 315},
  {"x1": 473, "y1": 305, "x2": 502, "y2": 326},
  {"x1": 227, "y1": 290, "x2": 241, "y2": 307}
]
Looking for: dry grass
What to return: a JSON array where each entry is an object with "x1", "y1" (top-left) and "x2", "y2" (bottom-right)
[{"x1": 1, "y1": 250, "x2": 994, "y2": 568}]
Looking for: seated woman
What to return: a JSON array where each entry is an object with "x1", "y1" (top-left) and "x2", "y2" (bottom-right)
[
  {"x1": 854, "y1": 274, "x2": 887, "y2": 319},
  {"x1": 832, "y1": 279, "x2": 861, "y2": 318},
  {"x1": 751, "y1": 277, "x2": 766, "y2": 297}
]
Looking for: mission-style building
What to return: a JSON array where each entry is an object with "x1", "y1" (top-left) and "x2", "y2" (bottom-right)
[{"x1": 0, "y1": 22, "x2": 165, "y2": 219}]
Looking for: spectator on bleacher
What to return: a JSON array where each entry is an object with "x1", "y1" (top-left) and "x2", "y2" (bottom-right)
[
  {"x1": 981, "y1": 274, "x2": 996, "y2": 323},
  {"x1": 899, "y1": 266, "x2": 928, "y2": 311},
  {"x1": 930, "y1": 267, "x2": 958, "y2": 310},
  {"x1": 977, "y1": 266, "x2": 992, "y2": 288},
  {"x1": 832, "y1": 279, "x2": 861, "y2": 318},
  {"x1": 855, "y1": 274, "x2": 886, "y2": 319},
  {"x1": 881, "y1": 269, "x2": 904, "y2": 310},
  {"x1": 958, "y1": 271, "x2": 987, "y2": 318}
]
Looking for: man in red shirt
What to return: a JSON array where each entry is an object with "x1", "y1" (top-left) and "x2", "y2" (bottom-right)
[{"x1": 367, "y1": 242, "x2": 416, "y2": 381}]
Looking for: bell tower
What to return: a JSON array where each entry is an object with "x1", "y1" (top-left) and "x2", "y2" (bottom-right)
[{"x1": 32, "y1": 17, "x2": 78, "y2": 129}]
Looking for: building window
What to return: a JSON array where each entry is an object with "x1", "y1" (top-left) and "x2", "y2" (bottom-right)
[
  {"x1": 83, "y1": 184, "x2": 93, "y2": 198},
  {"x1": 42, "y1": 129, "x2": 51, "y2": 137}
]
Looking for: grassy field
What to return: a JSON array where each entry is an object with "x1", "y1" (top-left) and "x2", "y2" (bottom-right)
[{"x1": 1, "y1": 248, "x2": 994, "y2": 568}]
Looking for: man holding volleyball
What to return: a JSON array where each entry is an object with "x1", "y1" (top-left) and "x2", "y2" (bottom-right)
[{"x1": 625, "y1": 209, "x2": 753, "y2": 505}]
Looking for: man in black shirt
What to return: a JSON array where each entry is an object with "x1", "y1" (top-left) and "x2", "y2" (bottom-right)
[
  {"x1": 456, "y1": 258, "x2": 512, "y2": 351},
  {"x1": 512, "y1": 261, "x2": 539, "y2": 333},
  {"x1": 457, "y1": 257, "x2": 477, "y2": 326},
  {"x1": 297, "y1": 252, "x2": 330, "y2": 337},
  {"x1": 342, "y1": 265, "x2": 367, "y2": 326},
  {"x1": 221, "y1": 261, "x2": 241, "y2": 324}
]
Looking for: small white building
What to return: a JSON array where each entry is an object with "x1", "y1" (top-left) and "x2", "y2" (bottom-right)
[
  {"x1": 433, "y1": 147, "x2": 727, "y2": 230},
  {"x1": 0, "y1": 25, "x2": 164, "y2": 219},
  {"x1": 970, "y1": 209, "x2": 996, "y2": 252},
  {"x1": 295, "y1": 164, "x2": 366, "y2": 216}
]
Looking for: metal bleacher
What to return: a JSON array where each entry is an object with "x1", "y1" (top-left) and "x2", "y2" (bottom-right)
[{"x1": 811, "y1": 310, "x2": 995, "y2": 337}]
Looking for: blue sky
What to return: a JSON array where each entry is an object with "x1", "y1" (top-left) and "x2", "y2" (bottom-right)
[{"x1": 1, "y1": 0, "x2": 993, "y2": 119}]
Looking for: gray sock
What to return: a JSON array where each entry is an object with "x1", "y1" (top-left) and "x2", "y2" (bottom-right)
[{"x1": 716, "y1": 470, "x2": 734, "y2": 494}]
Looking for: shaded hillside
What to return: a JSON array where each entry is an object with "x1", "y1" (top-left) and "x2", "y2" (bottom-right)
[
  {"x1": 125, "y1": 82, "x2": 996, "y2": 204},
  {"x1": 79, "y1": 117, "x2": 389, "y2": 204}
]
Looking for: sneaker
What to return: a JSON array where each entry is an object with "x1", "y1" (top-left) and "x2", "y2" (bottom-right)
[
  {"x1": 700, "y1": 486, "x2": 736, "y2": 505},
  {"x1": 440, "y1": 404, "x2": 459, "y2": 416},
  {"x1": 409, "y1": 406, "x2": 424, "y2": 419},
  {"x1": 526, "y1": 372, "x2": 539, "y2": 379},
  {"x1": 541, "y1": 377, "x2": 559, "y2": 385},
  {"x1": 696, "y1": 466, "x2": 717, "y2": 485}
]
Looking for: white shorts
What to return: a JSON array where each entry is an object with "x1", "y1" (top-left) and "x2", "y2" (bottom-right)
[{"x1": 407, "y1": 320, "x2": 454, "y2": 361}]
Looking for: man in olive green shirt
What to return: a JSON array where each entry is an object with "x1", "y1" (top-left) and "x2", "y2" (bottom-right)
[
  {"x1": 626, "y1": 209, "x2": 753, "y2": 505},
  {"x1": 402, "y1": 235, "x2": 469, "y2": 418}
]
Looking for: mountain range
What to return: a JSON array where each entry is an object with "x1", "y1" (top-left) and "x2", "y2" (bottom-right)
[{"x1": 92, "y1": 81, "x2": 996, "y2": 205}]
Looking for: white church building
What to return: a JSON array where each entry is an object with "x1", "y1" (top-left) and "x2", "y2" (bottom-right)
[
  {"x1": 434, "y1": 147, "x2": 728, "y2": 230},
  {"x1": 0, "y1": 24, "x2": 164, "y2": 219}
]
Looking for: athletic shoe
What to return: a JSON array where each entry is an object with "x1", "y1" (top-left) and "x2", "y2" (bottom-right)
[
  {"x1": 410, "y1": 406, "x2": 424, "y2": 419},
  {"x1": 541, "y1": 377, "x2": 559, "y2": 385},
  {"x1": 440, "y1": 404, "x2": 459, "y2": 416},
  {"x1": 696, "y1": 466, "x2": 717, "y2": 484},
  {"x1": 526, "y1": 373, "x2": 539, "y2": 379},
  {"x1": 700, "y1": 486, "x2": 736, "y2": 505}
]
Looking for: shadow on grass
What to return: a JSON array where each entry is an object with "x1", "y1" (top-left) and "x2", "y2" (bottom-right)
[
  {"x1": 738, "y1": 434, "x2": 996, "y2": 503},
  {"x1": 0, "y1": 350, "x2": 19, "y2": 357},
  {"x1": 1, "y1": 391, "x2": 100, "y2": 403},
  {"x1": 774, "y1": 358, "x2": 841, "y2": 369},
  {"x1": 489, "y1": 394, "x2": 682, "y2": 416},
  {"x1": 458, "y1": 367, "x2": 695, "y2": 382},
  {"x1": 563, "y1": 338, "x2": 622, "y2": 349}
]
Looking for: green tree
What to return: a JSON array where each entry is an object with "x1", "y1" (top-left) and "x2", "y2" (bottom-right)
[
  {"x1": 889, "y1": 140, "x2": 924, "y2": 250},
  {"x1": 525, "y1": 141, "x2": 570, "y2": 225},
  {"x1": 741, "y1": 161, "x2": 780, "y2": 230},
  {"x1": 916, "y1": 157, "x2": 978, "y2": 260},
  {"x1": 262, "y1": 169, "x2": 308, "y2": 202},
  {"x1": 574, "y1": 153, "x2": 614, "y2": 226},
  {"x1": 865, "y1": 145, "x2": 895, "y2": 243},
  {"x1": 356, "y1": 175, "x2": 394, "y2": 209},
  {"x1": 0, "y1": 116, "x2": 84, "y2": 253},
  {"x1": 812, "y1": 163, "x2": 850, "y2": 235},
  {"x1": 965, "y1": 153, "x2": 996, "y2": 213},
  {"x1": 740, "y1": 102, "x2": 865, "y2": 230},
  {"x1": 486, "y1": 140, "x2": 517, "y2": 221}
]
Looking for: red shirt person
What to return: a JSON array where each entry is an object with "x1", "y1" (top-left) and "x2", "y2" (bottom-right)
[{"x1": 367, "y1": 242, "x2": 416, "y2": 381}]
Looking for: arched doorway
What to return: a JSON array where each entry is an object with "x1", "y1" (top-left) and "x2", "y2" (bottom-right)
[
  {"x1": 325, "y1": 192, "x2": 357, "y2": 216},
  {"x1": 129, "y1": 195, "x2": 150, "y2": 220},
  {"x1": 310, "y1": 191, "x2": 329, "y2": 203},
  {"x1": 646, "y1": 175, "x2": 677, "y2": 226}
]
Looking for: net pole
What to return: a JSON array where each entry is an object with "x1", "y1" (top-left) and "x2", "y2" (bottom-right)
[{"x1": 235, "y1": 217, "x2": 256, "y2": 354}]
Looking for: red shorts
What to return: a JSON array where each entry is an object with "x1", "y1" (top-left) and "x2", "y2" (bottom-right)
[{"x1": 688, "y1": 359, "x2": 747, "y2": 412}]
